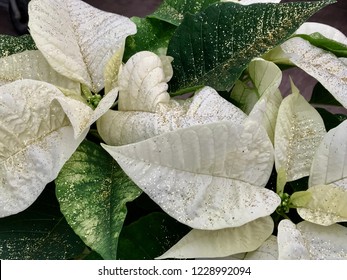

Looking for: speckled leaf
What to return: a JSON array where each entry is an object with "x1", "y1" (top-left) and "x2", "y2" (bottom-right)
[
  {"x1": 149, "y1": 0, "x2": 219, "y2": 26},
  {"x1": 297, "y1": 185, "x2": 347, "y2": 226},
  {"x1": 28, "y1": 0, "x2": 136, "y2": 93},
  {"x1": 124, "y1": 17, "x2": 176, "y2": 62},
  {"x1": 0, "y1": 80, "x2": 87, "y2": 218},
  {"x1": 117, "y1": 212, "x2": 190, "y2": 260},
  {"x1": 309, "y1": 120, "x2": 347, "y2": 189},
  {"x1": 274, "y1": 81, "x2": 326, "y2": 182},
  {"x1": 167, "y1": 0, "x2": 334, "y2": 94},
  {"x1": 0, "y1": 34, "x2": 36, "y2": 58},
  {"x1": 0, "y1": 185, "x2": 86, "y2": 260},
  {"x1": 281, "y1": 37, "x2": 347, "y2": 108},
  {"x1": 102, "y1": 120, "x2": 279, "y2": 230},
  {"x1": 0, "y1": 50, "x2": 81, "y2": 95},
  {"x1": 157, "y1": 216, "x2": 274, "y2": 259},
  {"x1": 97, "y1": 86, "x2": 246, "y2": 146},
  {"x1": 55, "y1": 140, "x2": 141, "y2": 260},
  {"x1": 278, "y1": 219, "x2": 347, "y2": 260}
]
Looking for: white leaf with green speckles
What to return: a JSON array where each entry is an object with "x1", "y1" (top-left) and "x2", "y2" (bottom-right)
[
  {"x1": 0, "y1": 80, "x2": 87, "y2": 217},
  {"x1": 297, "y1": 185, "x2": 347, "y2": 226},
  {"x1": 0, "y1": 50, "x2": 80, "y2": 95},
  {"x1": 309, "y1": 120, "x2": 347, "y2": 189},
  {"x1": 102, "y1": 120, "x2": 279, "y2": 230},
  {"x1": 28, "y1": 0, "x2": 136, "y2": 93},
  {"x1": 56, "y1": 140, "x2": 141, "y2": 260},
  {"x1": 280, "y1": 37, "x2": 347, "y2": 108},
  {"x1": 156, "y1": 216, "x2": 274, "y2": 259},
  {"x1": 278, "y1": 219, "x2": 347, "y2": 259},
  {"x1": 274, "y1": 80, "x2": 326, "y2": 182}
]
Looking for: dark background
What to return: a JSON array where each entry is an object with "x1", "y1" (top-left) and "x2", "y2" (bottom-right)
[{"x1": 0, "y1": 0, "x2": 346, "y2": 98}]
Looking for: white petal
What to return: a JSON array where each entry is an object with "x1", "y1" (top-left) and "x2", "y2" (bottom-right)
[
  {"x1": 309, "y1": 120, "x2": 347, "y2": 189},
  {"x1": 102, "y1": 121, "x2": 279, "y2": 229},
  {"x1": 0, "y1": 50, "x2": 80, "y2": 95},
  {"x1": 244, "y1": 235, "x2": 278, "y2": 260},
  {"x1": 118, "y1": 51, "x2": 171, "y2": 112},
  {"x1": 281, "y1": 37, "x2": 347, "y2": 108},
  {"x1": 156, "y1": 217, "x2": 274, "y2": 259},
  {"x1": 0, "y1": 80, "x2": 87, "y2": 217},
  {"x1": 97, "y1": 86, "x2": 246, "y2": 145},
  {"x1": 274, "y1": 81, "x2": 326, "y2": 181},
  {"x1": 277, "y1": 219, "x2": 310, "y2": 259},
  {"x1": 28, "y1": 0, "x2": 136, "y2": 93},
  {"x1": 278, "y1": 220, "x2": 347, "y2": 259},
  {"x1": 297, "y1": 185, "x2": 347, "y2": 226}
]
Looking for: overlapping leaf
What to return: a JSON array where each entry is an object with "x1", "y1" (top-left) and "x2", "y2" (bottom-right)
[
  {"x1": 28, "y1": 0, "x2": 136, "y2": 93},
  {"x1": 280, "y1": 37, "x2": 347, "y2": 107},
  {"x1": 278, "y1": 219, "x2": 347, "y2": 259},
  {"x1": 167, "y1": 0, "x2": 334, "y2": 93},
  {"x1": 102, "y1": 120, "x2": 279, "y2": 230},
  {"x1": 0, "y1": 50, "x2": 81, "y2": 95},
  {"x1": 274, "y1": 81, "x2": 326, "y2": 182},
  {"x1": 0, "y1": 80, "x2": 87, "y2": 217},
  {"x1": 56, "y1": 140, "x2": 141, "y2": 259},
  {"x1": 309, "y1": 120, "x2": 347, "y2": 188},
  {"x1": 157, "y1": 217, "x2": 274, "y2": 259},
  {"x1": 97, "y1": 52, "x2": 246, "y2": 146}
]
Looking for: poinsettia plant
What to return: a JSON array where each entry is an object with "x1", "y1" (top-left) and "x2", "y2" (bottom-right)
[{"x1": 1, "y1": 0, "x2": 347, "y2": 260}]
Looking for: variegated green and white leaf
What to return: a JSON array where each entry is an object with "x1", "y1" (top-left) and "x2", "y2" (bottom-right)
[
  {"x1": 104, "y1": 48, "x2": 124, "y2": 94},
  {"x1": 118, "y1": 51, "x2": 171, "y2": 112},
  {"x1": 0, "y1": 50, "x2": 80, "y2": 95},
  {"x1": 295, "y1": 22, "x2": 347, "y2": 45},
  {"x1": 231, "y1": 59, "x2": 282, "y2": 115},
  {"x1": 280, "y1": 37, "x2": 347, "y2": 108},
  {"x1": 297, "y1": 185, "x2": 347, "y2": 226},
  {"x1": 97, "y1": 86, "x2": 246, "y2": 145},
  {"x1": 28, "y1": 0, "x2": 136, "y2": 93},
  {"x1": 102, "y1": 120, "x2": 279, "y2": 230},
  {"x1": 310, "y1": 120, "x2": 347, "y2": 189},
  {"x1": 278, "y1": 219, "x2": 347, "y2": 259},
  {"x1": 274, "y1": 81, "x2": 326, "y2": 181},
  {"x1": 0, "y1": 80, "x2": 87, "y2": 217},
  {"x1": 156, "y1": 216, "x2": 274, "y2": 259}
]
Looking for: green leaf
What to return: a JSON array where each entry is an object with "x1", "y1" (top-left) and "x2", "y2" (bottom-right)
[
  {"x1": 123, "y1": 17, "x2": 176, "y2": 62},
  {"x1": 55, "y1": 140, "x2": 142, "y2": 260},
  {"x1": 117, "y1": 212, "x2": 190, "y2": 259},
  {"x1": 289, "y1": 191, "x2": 311, "y2": 208},
  {"x1": 0, "y1": 34, "x2": 36, "y2": 58},
  {"x1": 295, "y1": 32, "x2": 347, "y2": 58},
  {"x1": 0, "y1": 184, "x2": 85, "y2": 260},
  {"x1": 167, "y1": 0, "x2": 335, "y2": 94},
  {"x1": 149, "y1": 0, "x2": 219, "y2": 26}
]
